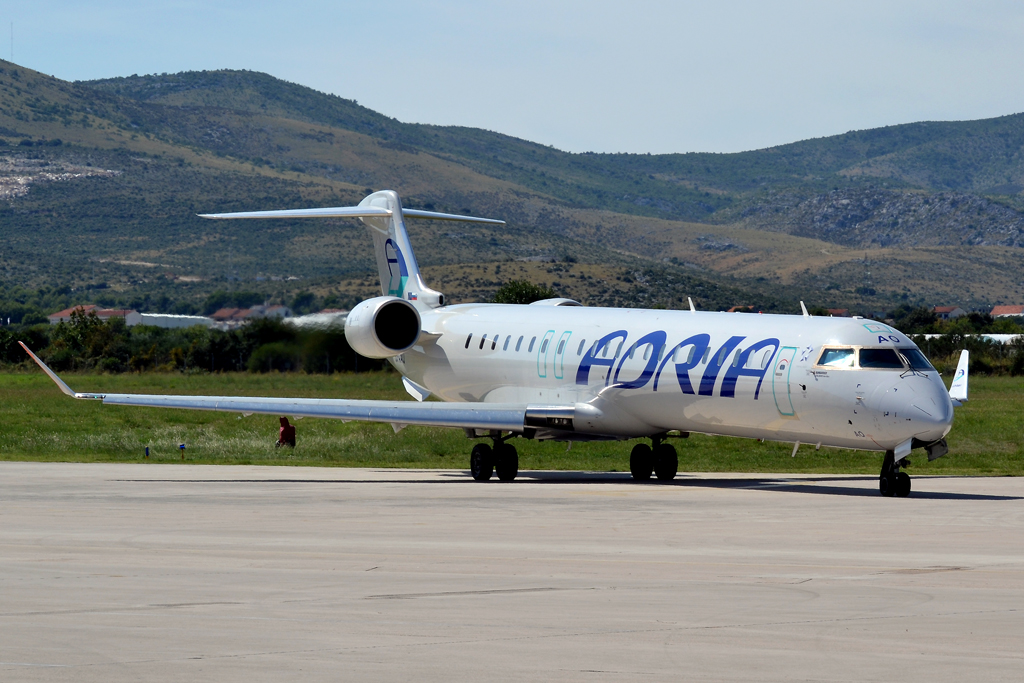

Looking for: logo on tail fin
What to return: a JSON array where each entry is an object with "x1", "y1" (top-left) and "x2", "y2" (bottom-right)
[{"x1": 384, "y1": 239, "x2": 409, "y2": 297}]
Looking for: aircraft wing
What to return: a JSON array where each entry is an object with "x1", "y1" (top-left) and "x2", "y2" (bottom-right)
[
  {"x1": 948, "y1": 349, "x2": 969, "y2": 405},
  {"x1": 18, "y1": 342, "x2": 525, "y2": 431}
]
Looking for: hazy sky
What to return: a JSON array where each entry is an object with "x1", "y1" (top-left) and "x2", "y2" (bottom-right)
[{"x1": 9, "y1": 1, "x2": 1024, "y2": 154}]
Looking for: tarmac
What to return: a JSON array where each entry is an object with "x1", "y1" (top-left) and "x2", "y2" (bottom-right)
[{"x1": 1, "y1": 462, "x2": 1022, "y2": 682}]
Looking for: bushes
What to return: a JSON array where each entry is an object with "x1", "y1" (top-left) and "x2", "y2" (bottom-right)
[{"x1": 3, "y1": 312, "x2": 384, "y2": 374}]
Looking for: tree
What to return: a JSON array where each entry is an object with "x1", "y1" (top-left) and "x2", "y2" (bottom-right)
[{"x1": 491, "y1": 280, "x2": 556, "y2": 305}]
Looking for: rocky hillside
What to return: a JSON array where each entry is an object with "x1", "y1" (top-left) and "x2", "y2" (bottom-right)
[
  {"x1": 1, "y1": 60, "x2": 1023, "y2": 316},
  {"x1": 736, "y1": 188, "x2": 1024, "y2": 248}
]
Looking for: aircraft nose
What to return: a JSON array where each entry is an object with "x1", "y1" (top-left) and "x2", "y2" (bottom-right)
[
  {"x1": 907, "y1": 377, "x2": 955, "y2": 441},
  {"x1": 869, "y1": 375, "x2": 953, "y2": 444}
]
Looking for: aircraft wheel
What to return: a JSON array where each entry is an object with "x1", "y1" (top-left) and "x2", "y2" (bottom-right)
[
  {"x1": 470, "y1": 443, "x2": 494, "y2": 481},
  {"x1": 653, "y1": 443, "x2": 678, "y2": 481},
  {"x1": 494, "y1": 443, "x2": 519, "y2": 482},
  {"x1": 630, "y1": 443, "x2": 653, "y2": 481},
  {"x1": 895, "y1": 471, "x2": 911, "y2": 497},
  {"x1": 879, "y1": 473, "x2": 897, "y2": 497}
]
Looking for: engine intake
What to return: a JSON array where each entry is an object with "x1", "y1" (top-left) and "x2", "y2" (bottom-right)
[{"x1": 344, "y1": 296, "x2": 421, "y2": 358}]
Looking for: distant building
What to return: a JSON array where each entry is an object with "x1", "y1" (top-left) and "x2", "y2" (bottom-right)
[
  {"x1": 138, "y1": 314, "x2": 214, "y2": 329},
  {"x1": 826, "y1": 308, "x2": 849, "y2": 317},
  {"x1": 49, "y1": 305, "x2": 142, "y2": 326},
  {"x1": 209, "y1": 304, "x2": 293, "y2": 329},
  {"x1": 933, "y1": 306, "x2": 966, "y2": 321},
  {"x1": 990, "y1": 305, "x2": 1024, "y2": 318}
]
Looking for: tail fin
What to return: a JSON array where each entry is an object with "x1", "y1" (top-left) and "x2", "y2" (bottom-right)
[
  {"x1": 948, "y1": 349, "x2": 969, "y2": 404},
  {"x1": 199, "y1": 190, "x2": 504, "y2": 310},
  {"x1": 357, "y1": 191, "x2": 442, "y2": 308}
]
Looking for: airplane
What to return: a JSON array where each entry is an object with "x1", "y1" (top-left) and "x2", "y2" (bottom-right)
[{"x1": 20, "y1": 190, "x2": 970, "y2": 497}]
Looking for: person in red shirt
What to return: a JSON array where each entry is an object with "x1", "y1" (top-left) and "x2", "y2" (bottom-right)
[{"x1": 277, "y1": 417, "x2": 296, "y2": 448}]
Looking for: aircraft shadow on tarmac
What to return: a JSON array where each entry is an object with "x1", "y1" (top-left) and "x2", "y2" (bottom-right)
[{"x1": 121, "y1": 472, "x2": 1023, "y2": 501}]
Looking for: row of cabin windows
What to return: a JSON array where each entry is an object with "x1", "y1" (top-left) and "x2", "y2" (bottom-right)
[{"x1": 463, "y1": 333, "x2": 773, "y2": 369}]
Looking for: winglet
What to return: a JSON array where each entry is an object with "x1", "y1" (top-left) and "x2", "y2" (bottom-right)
[
  {"x1": 948, "y1": 349, "x2": 969, "y2": 404},
  {"x1": 800, "y1": 301, "x2": 810, "y2": 318},
  {"x1": 18, "y1": 342, "x2": 102, "y2": 400}
]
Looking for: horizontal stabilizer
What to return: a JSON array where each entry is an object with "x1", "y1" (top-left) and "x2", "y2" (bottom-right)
[
  {"x1": 199, "y1": 205, "x2": 505, "y2": 225},
  {"x1": 948, "y1": 349, "x2": 969, "y2": 404}
]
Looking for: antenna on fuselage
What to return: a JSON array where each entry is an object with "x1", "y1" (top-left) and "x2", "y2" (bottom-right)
[
  {"x1": 688, "y1": 297, "x2": 696, "y2": 314},
  {"x1": 800, "y1": 301, "x2": 810, "y2": 318}
]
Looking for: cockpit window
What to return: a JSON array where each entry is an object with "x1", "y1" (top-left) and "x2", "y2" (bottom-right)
[
  {"x1": 898, "y1": 348, "x2": 935, "y2": 371},
  {"x1": 817, "y1": 348, "x2": 855, "y2": 368},
  {"x1": 859, "y1": 348, "x2": 905, "y2": 369}
]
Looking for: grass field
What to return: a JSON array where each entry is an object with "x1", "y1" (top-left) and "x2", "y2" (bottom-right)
[{"x1": 0, "y1": 371, "x2": 1020, "y2": 475}]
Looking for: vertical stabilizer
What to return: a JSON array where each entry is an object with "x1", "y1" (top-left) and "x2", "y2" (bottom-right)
[{"x1": 357, "y1": 191, "x2": 444, "y2": 309}]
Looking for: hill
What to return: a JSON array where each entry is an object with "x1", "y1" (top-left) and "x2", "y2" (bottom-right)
[{"x1": 0, "y1": 61, "x2": 1022, "y2": 321}]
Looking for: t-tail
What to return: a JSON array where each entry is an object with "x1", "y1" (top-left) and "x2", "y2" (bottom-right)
[{"x1": 199, "y1": 190, "x2": 504, "y2": 310}]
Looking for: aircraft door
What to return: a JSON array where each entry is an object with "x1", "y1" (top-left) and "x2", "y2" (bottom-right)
[
  {"x1": 772, "y1": 346, "x2": 797, "y2": 416},
  {"x1": 553, "y1": 331, "x2": 572, "y2": 380},
  {"x1": 537, "y1": 330, "x2": 555, "y2": 378}
]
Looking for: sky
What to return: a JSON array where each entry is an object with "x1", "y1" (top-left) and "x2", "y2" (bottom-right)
[{"x1": 8, "y1": 1, "x2": 1024, "y2": 154}]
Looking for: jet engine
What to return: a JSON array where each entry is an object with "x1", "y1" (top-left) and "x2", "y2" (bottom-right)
[{"x1": 344, "y1": 296, "x2": 421, "y2": 358}]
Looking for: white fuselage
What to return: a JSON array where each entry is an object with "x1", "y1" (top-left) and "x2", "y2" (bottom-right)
[{"x1": 392, "y1": 303, "x2": 954, "y2": 451}]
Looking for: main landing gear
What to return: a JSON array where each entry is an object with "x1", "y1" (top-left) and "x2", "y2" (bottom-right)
[
  {"x1": 470, "y1": 438, "x2": 519, "y2": 482},
  {"x1": 879, "y1": 450, "x2": 911, "y2": 497},
  {"x1": 630, "y1": 436, "x2": 678, "y2": 482}
]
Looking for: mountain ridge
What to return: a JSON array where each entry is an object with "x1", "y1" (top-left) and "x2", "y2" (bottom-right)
[{"x1": 0, "y1": 60, "x2": 1022, "y2": 320}]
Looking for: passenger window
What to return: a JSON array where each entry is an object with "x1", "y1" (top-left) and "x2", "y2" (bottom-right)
[
  {"x1": 859, "y1": 348, "x2": 905, "y2": 369},
  {"x1": 491, "y1": 336, "x2": 497, "y2": 350},
  {"x1": 516, "y1": 336, "x2": 523, "y2": 352},
  {"x1": 479, "y1": 334, "x2": 487, "y2": 350},
  {"x1": 601, "y1": 344, "x2": 608, "y2": 358},
  {"x1": 577, "y1": 339, "x2": 585, "y2": 356},
  {"x1": 688, "y1": 347, "x2": 696, "y2": 364},
  {"x1": 817, "y1": 348, "x2": 854, "y2": 368},
  {"x1": 615, "y1": 341, "x2": 623, "y2": 357},
  {"x1": 465, "y1": 333, "x2": 473, "y2": 349},
  {"x1": 503, "y1": 337, "x2": 510, "y2": 351},
  {"x1": 628, "y1": 344, "x2": 636, "y2": 360},
  {"x1": 528, "y1": 337, "x2": 536, "y2": 352},
  {"x1": 702, "y1": 348, "x2": 711, "y2": 364},
  {"x1": 643, "y1": 345, "x2": 651, "y2": 361},
  {"x1": 557, "y1": 339, "x2": 565, "y2": 354},
  {"x1": 899, "y1": 348, "x2": 934, "y2": 371},
  {"x1": 732, "y1": 349, "x2": 743, "y2": 367},
  {"x1": 541, "y1": 339, "x2": 549, "y2": 354},
  {"x1": 658, "y1": 345, "x2": 665, "y2": 362}
]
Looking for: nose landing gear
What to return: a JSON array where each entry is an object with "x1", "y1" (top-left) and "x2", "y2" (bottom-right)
[{"x1": 879, "y1": 450, "x2": 911, "y2": 497}]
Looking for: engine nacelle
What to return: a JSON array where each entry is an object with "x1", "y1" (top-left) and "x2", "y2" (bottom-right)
[{"x1": 344, "y1": 296, "x2": 422, "y2": 358}]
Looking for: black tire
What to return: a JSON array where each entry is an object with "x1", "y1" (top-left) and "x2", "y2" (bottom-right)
[
  {"x1": 495, "y1": 443, "x2": 519, "y2": 482},
  {"x1": 470, "y1": 443, "x2": 494, "y2": 481},
  {"x1": 630, "y1": 443, "x2": 653, "y2": 481},
  {"x1": 895, "y1": 471, "x2": 911, "y2": 497},
  {"x1": 653, "y1": 444, "x2": 678, "y2": 481},
  {"x1": 879, "y1": 473, "x2": 897, "y2": 497}
]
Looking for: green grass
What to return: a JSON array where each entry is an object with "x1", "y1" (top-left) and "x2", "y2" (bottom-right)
[{"x1": 0, "y1": 371, "x2": 1020, "y2": 475}]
